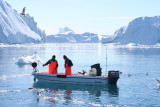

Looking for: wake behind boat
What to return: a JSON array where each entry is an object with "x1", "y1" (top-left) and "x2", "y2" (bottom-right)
[{"x1": 32, "y1": 63, "x2": 120, "y2": 85}]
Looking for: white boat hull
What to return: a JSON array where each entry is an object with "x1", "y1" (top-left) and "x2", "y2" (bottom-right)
[
  {"x1": 32, "y1": 71, "x2": 119, "y2": 85},
  {"x1": 32, "y1": 72, "x2": 108, "y2": 84}
]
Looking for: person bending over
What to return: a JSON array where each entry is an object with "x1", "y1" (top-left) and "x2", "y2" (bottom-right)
[{"x1": 63, "y1": 55, "x2": 73, "y2": 75}]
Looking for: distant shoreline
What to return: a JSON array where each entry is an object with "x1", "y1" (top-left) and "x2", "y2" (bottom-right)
[{"x1": 0, "y1": 43, "x2": 160, "y2": 48}]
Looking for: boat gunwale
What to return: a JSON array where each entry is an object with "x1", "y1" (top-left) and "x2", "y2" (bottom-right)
[{"x1": 32, "y1": 72, "x2": 108, "y2": 80}]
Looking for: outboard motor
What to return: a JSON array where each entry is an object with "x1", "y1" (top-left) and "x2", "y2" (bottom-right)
[
  {"x1": 32, "y1": 62, "x2": 38, "y2": 72},
  {"x1": 91, "y1": 63, "x2": 102, "y2": 76},
  {"x1": 108, "y1": 70, "x2": 119, "y2": 85}
]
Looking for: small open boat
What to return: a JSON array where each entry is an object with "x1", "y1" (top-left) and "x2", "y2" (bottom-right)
[{"x1": 32, "y1": 63, "x2": 120, "y2": 85}]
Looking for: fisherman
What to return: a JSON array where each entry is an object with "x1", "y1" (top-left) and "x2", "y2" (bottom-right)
[
  {"x1": 43, "y1": 55, "x2": 58, "y2": 74},
  {"x1": 63, "y1": 55, "x2": 73, "y2": 75}
]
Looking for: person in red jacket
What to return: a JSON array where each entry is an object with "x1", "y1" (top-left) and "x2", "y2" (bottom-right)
[
  {"x1": 63, "y1": 55, "x2": 73, "y2": 75},
  {"x1": 43, "y1": 55, "x2": 58, "y2": 74}
]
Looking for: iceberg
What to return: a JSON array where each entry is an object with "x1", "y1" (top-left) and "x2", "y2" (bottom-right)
[
  {"x1": 46, "y1": 27, "x2": 99, "y2": 43},
  {"x1": 16, "y1": 54, "x2": 42, "y2": 65},
  {"x1": 102, "y1": 16, "x2": 160, "y2": 45},
  {"x1": 0, "y1": 0, "x2": 45, "y2": 44}
]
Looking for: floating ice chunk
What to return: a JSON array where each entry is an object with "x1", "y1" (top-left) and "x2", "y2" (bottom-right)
[
  {"x1": 126, "y1": 43, "x2": 140, "y2": 47},
  {"x1": 16, "y1": 54, "x2": 42, "y2": 65}
]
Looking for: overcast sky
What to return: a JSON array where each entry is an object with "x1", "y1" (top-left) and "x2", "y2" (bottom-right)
[{"x1": 6, "y1": 0, "x2": 160, "y2": 35}]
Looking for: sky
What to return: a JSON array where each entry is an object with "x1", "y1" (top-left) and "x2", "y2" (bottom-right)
[{"x1": 5, "y1": 0, "x2": 160, "y2": 35}]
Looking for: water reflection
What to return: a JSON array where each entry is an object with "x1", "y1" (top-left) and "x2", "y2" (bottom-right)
[{"x1": 32, "y1": 81, "x2": 119, "y2": 105}]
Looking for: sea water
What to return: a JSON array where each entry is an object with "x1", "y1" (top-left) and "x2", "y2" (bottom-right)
[{"x1": 0, "y1": 43, "x2": 160, "y2": 107}]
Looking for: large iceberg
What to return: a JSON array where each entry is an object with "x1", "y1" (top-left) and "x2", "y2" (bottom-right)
[
  {"x1": 0, "y1": 0, "x2": 45, "y2": 44},
  {"x1": 102, "y1": 16, "x2": 160, "y2": 45},
  {"x1": 46, "y1": 27, "x2": 99, "y2": 43}
]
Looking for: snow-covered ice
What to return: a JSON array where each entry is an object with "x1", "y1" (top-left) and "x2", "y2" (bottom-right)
[
  {"x1": 0, "y1": 0, "x2": 45, "y2": 44},
  {"x1": 46, "y1": 27, "x2": 99, "y2": 43},
  {"x1": 102, "y1": 16, "x2": 160, "y2": 45},
  {"x1": 16, "y1": 54, "x2": 42, "y2": 65},
  {"x1": 1, "y1": 0, "x2": 160, "y2": 45}
]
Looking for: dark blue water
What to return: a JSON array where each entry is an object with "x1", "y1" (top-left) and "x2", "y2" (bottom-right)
[{"x1": 0, "y1": 43, "x2": 160, "y2": 107}]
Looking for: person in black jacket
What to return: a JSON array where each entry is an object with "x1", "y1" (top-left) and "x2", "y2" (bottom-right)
[
  {"x1": 63, "y1": 55, "x2": 73, "y2": 75},
  {"x1": 43, "y1": 55, "x2": 58, "y2": 74}
]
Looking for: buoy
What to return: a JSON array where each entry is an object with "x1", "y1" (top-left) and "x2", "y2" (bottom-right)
[{"x1": 32, "y1": 62, "x2": 37, "y2": 68}]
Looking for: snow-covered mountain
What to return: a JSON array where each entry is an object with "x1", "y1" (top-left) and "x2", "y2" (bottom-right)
[
  {"x1": 59, "y1": 27, "x2": 74, "y2": 34},
  {"x1": 102, "y1": 16, "x2": 160, "y2": 45},
  {"x1": 46, "y1": 27, "x2": 99, "y2": 43},
  {"x1": 0, "y1": 0, "x2": 45, "y2": 44}
]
